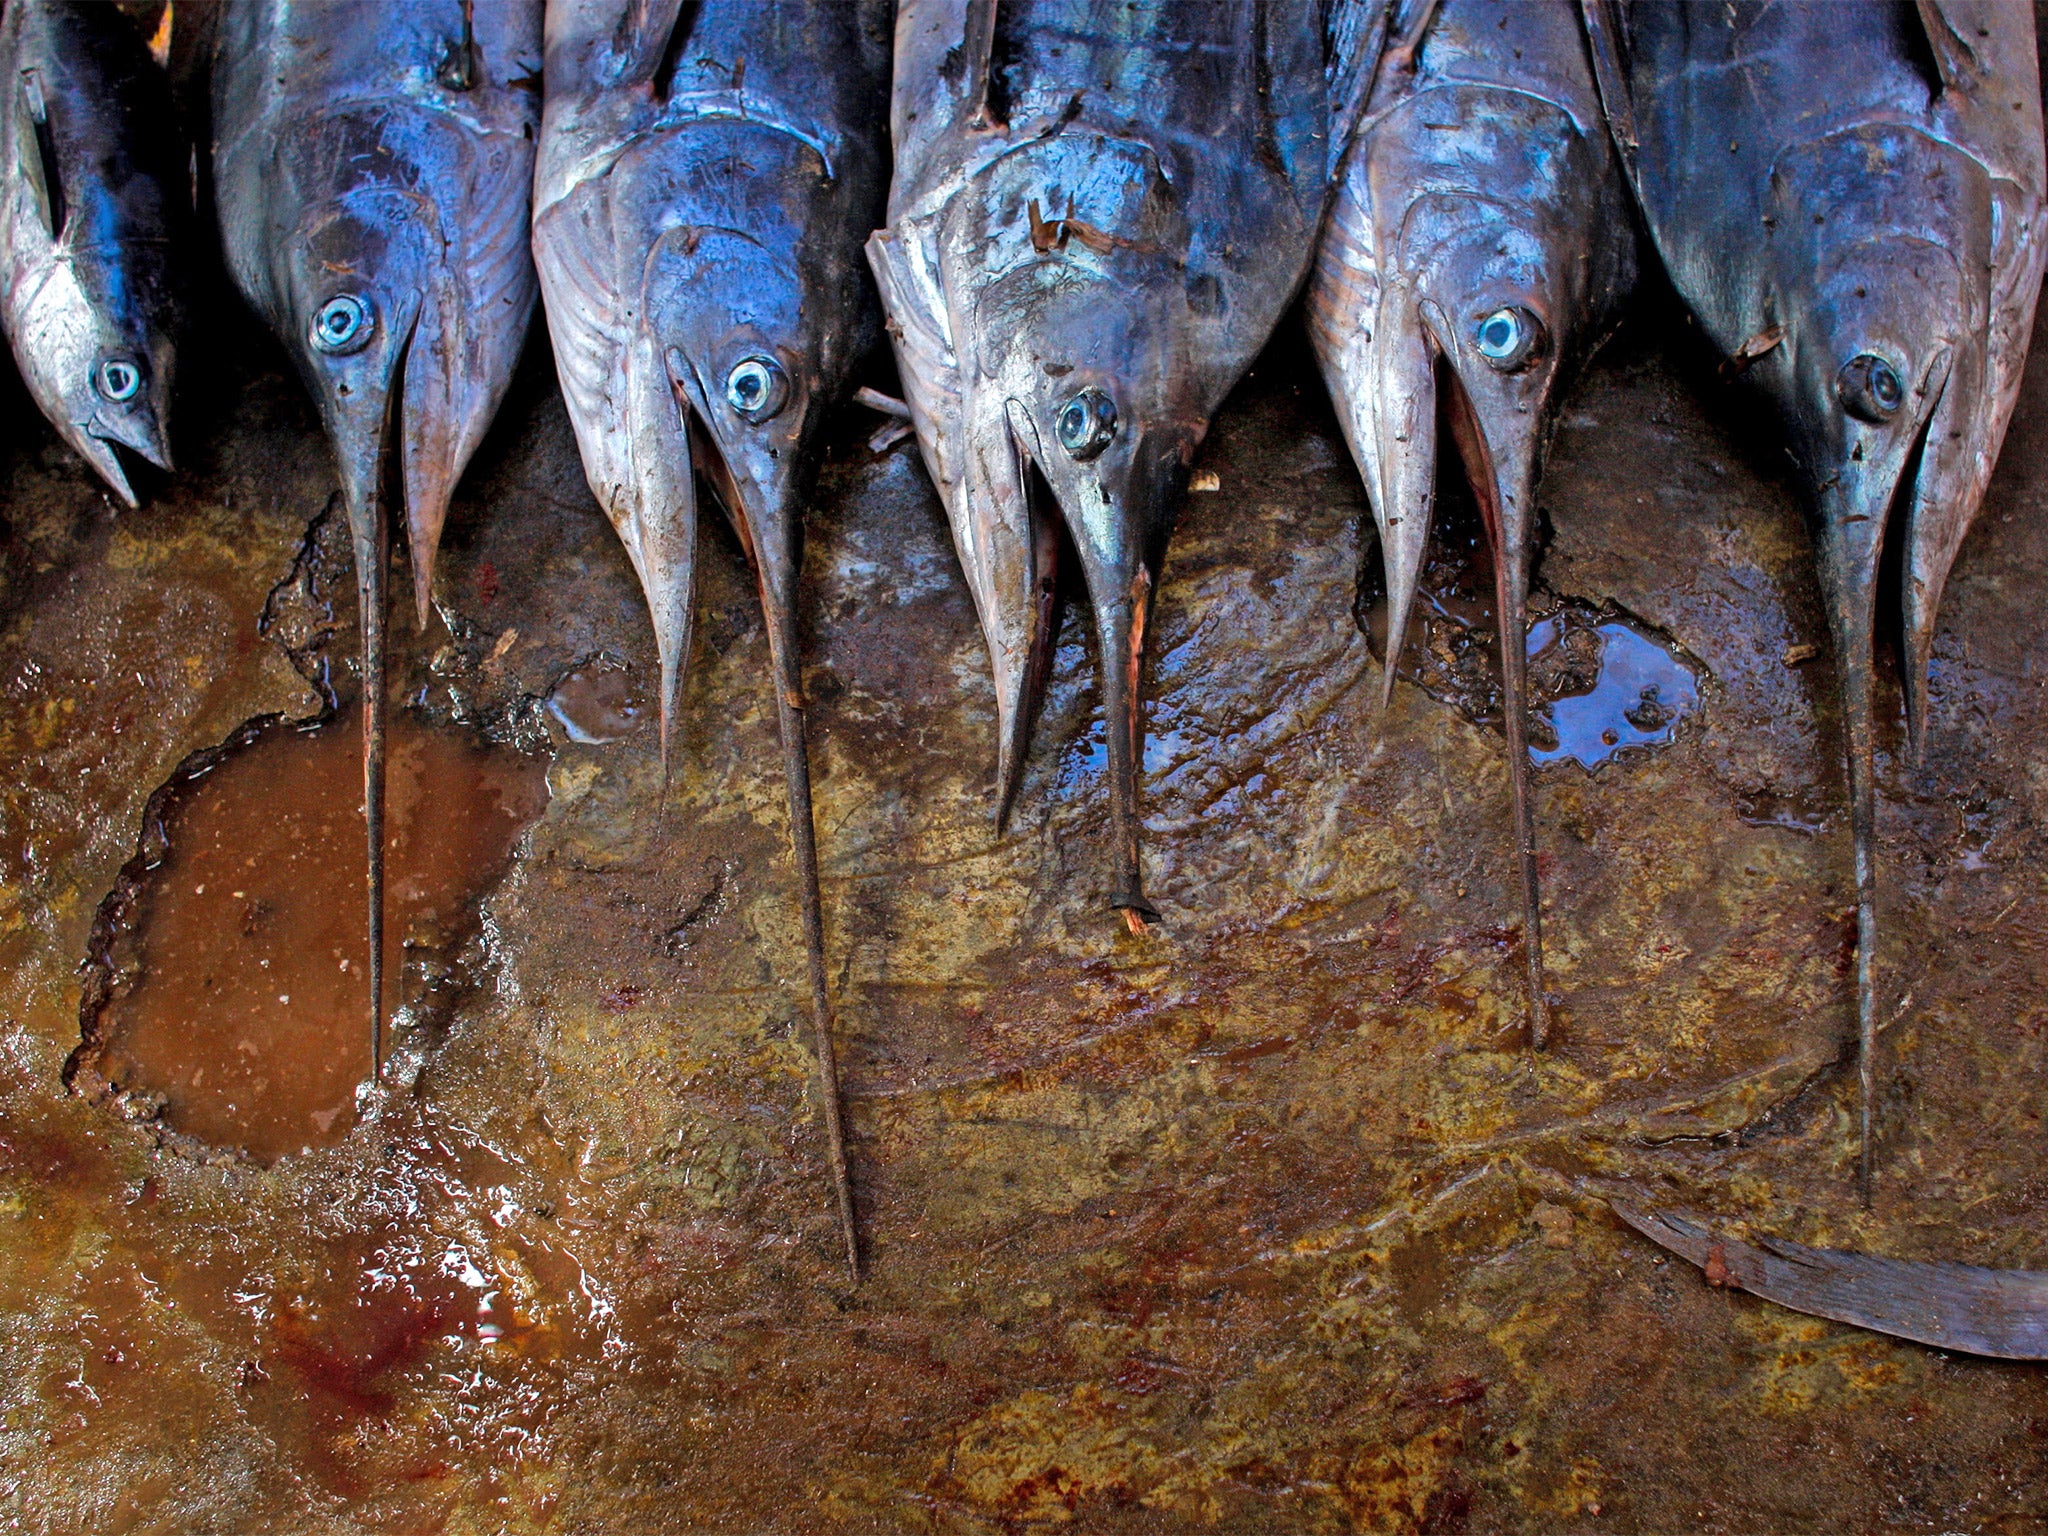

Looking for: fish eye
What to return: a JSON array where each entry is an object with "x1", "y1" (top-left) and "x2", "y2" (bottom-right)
[
  {"x1": 1837, "y1": 353, "x2": 1905, "y2": 423},
  {"x1": 1474, "y1": 306, "x2": 1543, "y2": 371},
  {"x1": 1055, "y1": 387, "x2": 1117, "y2": 460},
  {"x1": 724, "y1": 355, "x2": 790, "y2": 422},
  {"x1": 311, "y1": 294, "x2": 372, "y2": 355},
  {"x1": 95, "y1": 358, "x2": 141, "y2": 403}
]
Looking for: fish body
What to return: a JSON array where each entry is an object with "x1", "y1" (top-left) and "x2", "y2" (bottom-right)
[
  {"x1": 213, "y1": 0, "x2": 543, "y2": 1075},
  {"x1": 1309, "y1": 0, "x2": 1636, "y2": 1043},
  {"x1": 533, "y1": 0, "x2": 892, "y2": 1276},
  {"x1": 0, "y1": 0, "x2": 185, "y2": 506},
  {"x1": 1583, "y1": 0, "x2": 2046, "y2": 1191},
  {"x1": 871, "y1": 0, "x2": 1332, "y2": 922}
]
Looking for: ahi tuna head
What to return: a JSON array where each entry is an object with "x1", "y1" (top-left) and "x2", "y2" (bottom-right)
[{"x1": 8, "y1": 244, "x2": 176, "y2": 507}]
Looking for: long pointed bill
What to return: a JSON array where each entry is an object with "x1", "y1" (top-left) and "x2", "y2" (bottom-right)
[
  {"x1": 691, "y1": 423, "x2": 860, "y2": 1280},
  {"x1": 1437, "y1": 347, "x2": 1550, "y2": 1047},
  {"x1": 1811, "y1": 367, "x2": 1945, "y2": 1204},
  {"x1": 1034, "y1": 433, "x2": 1181, "y2": 929},
  {"x1": 325, "y1": 344, "x2": 410, "y2": 1086}
]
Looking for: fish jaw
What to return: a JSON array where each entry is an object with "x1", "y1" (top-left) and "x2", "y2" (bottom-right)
[
  {"x1": 976, "y1": 254, "x2": 1199, "y2": 920},
  {"x1": 1309, "y1": 263, "x2": 1437, "y2": 711},
  {"x1": 3, "y1": 245, "x2": 177, "y2": 507}
]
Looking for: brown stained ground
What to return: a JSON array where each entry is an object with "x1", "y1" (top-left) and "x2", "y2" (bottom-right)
[{"x1": 5, "y1": 246, "x2": 2048, "y2": 1530}]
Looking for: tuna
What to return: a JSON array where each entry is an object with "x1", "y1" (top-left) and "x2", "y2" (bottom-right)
[
  {"x1": 0, "y1": 0, "x2": 185, "y2": 506},
  {"x1": 213, "y1": 0, "x2": 543, "y2": 1081},
  {"x1": 1308, "y1": 0, "x2": 1637, "y2": 1046},
  {"x1": 532, "y1": 0, "x2": 892, "y2": 1277},
  {"x1": 1582, "y1": 0, "x2": 2047, "y2": 1196},
  {"x1": 869, "y1": 0, "x2": 1335, "y2": 928}
]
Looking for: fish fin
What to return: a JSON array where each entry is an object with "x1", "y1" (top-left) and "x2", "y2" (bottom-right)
[
  {"x1": 996, "y1": 436, "x2": 1063, "y2": 830},
  {"x1": 750, "y1": 526, "x2": 860, "y2": 1280},
  {"x1": 1614, "y1": 1200, "x2": 2048, "y2": 1359},
  {"x1": 1325, "y1": 0, "x2": 1394, "y2": 170},
  {"x1": 534, "y1": 189, "x2": 698, "y2": 771},
  {"x1": 961, "y1": 0, "x2": 1003, "y2": 129},
  {"x1": 1577, "y1": 0, "x2": 1639, "y2": 191},
  {"x1": 1910, "y1": 0, "x2": 1990, "y2": 95},
  {"x1": 14, "y1": 67, "x2": 62, "y2": 240},
  {"x1": 401, "y1": 143, "x2": 538, "y2": 630}
]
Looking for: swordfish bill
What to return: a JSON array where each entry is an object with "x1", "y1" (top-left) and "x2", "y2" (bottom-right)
[
  {"x1": 532, "y1": 0, "x2": 891, "y2": 1279},
  {"x1": 1308, "y1": 0, "x2": 1636, "y2": 1047},
  {"x1": 1580, "y1": 0, "x2": 2046, "y2": 1197},
  {"x1": 869, "y1": 0, "x2": 1333, "y2": 927},
  {"x1": 213, "y1": 0, "x2": 543, "y2": 1083},
  {"x1": 0, "y1": 0, "x2": 185, "y2": 508}
]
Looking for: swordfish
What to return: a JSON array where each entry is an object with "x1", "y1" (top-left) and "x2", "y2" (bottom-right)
[
  {"x1": 1308, "y1": 0, "x2": 1637, "y2": 1045},
  {"x1": 1581, "y1": 0, "x2": 2046, "y2": 1195},
  {"x1": 531, "y1": 0, "x2": 892, "y2": 1278},
  {"x1": 213, "y1": 0, "x2": 543, "y2": 1081},
  {"x1": 0, "y1": 0, "x2": 185, "y2": 506},
  {"x1": 869, "y1": 0, "x2": 1336, "y2": 928}
]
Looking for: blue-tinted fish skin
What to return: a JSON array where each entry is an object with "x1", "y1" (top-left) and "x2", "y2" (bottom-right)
[
  {"x1": 534, "y1": 0, "x2": 892, "y2": 1278},
  {"x1": 213, "y1": 0, "x2": 542, "y2": 1081},
  {"x1": 1311, "y1": 0, "x2": 1637, "y2": 1045},
  {"x1": 0, "y1": 0, "x2": 184, "y2": 507},
  {"x1": 1582, "y1": 0, "x2": 2046, "y2": 1194},
  {"x1": 873, "y1": 0, "x2": 1332, "y2": 924}
]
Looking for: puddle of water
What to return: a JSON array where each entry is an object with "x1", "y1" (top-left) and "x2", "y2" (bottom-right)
[
  {"x1": 73, "y1": 705, "x2": 550, "y2": 1162},
  {"x1": 1527, "y1": 614, "x2": 1700, "y2": 769},
  {"x1": 546, "y1": 665, "x2": 647, "y2": 745},
  {"x1": 1358, "y1": 525, "x2": 1701, "y2": 767}
]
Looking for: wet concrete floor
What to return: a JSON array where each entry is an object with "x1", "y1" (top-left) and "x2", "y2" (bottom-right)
[{"x1": 5, "y1": 258, "x2": 2048, "y2": 1530}]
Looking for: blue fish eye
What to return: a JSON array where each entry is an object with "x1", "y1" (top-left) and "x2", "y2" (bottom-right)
[
  {"x1": 725, "y1": 355, "x2": 789, "y2": 422},
  {"x1": 1837, "y1": 353, "x2": 1904, "y2": 423},
  {"x1": 1055, "y1": 387, "x2": 1117, "y2": 460},
  {"x1": 1475, "y1": 306, "x2": 1542, "y2": 370},
  {"x1": 311, "y1": 294, "x2": 372, "y2": 355},
  {"x1": 96, "y1": 358, "x2": 141, "y2": 403}
]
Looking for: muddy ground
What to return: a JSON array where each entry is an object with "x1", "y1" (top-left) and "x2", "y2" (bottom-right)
[{"x1": 5, "y1": 219, "x2": 2048, "y2": 1530}]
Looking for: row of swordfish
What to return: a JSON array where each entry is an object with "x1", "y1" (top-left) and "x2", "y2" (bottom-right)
[{"x1": 11, "y1": 0, "x2": 2042, "y2": 1274}]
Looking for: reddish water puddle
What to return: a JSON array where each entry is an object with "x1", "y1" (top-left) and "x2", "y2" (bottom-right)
[
  {"x1": 71, "y1": 705, "x2": 549, "y2": 1161},
  {"x1": 546, "y1": 663, "x2": 647, "y2": 744}
]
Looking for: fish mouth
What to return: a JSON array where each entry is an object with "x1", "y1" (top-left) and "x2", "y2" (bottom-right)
[
  {"x1": 1346, "y1": 292, "x2": 1555, "y2": 1039},
  {"x1": 69, "y1": 379, "x2": 174, "y2": 508},
  {"x1": 1002, "y1": 399, "x2": 1185, "y2": 926}
]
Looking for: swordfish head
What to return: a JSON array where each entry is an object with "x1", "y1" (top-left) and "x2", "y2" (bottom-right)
[
  {"x1": 1759, "y1": 124, "x2": 1993, "y2": 773},
  {"x1": 1308, "y1": 81, "x2": 1635, "y2": 1042},
  {"x1": 258, "y1": 104, "x2": 534, "y2": 630},
  {"x1": 0, "y1": 0, "x2": 182, "y2": 506},
  {"x1": 948, "y1": 135, "x2": 1210, "y2": 924}
]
